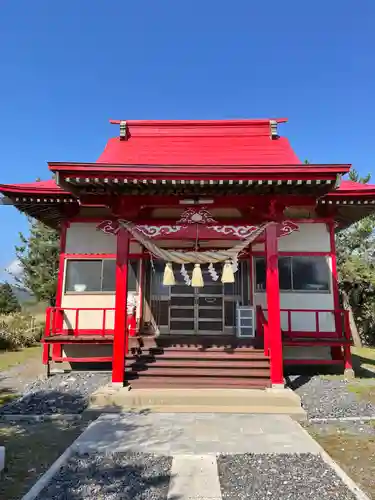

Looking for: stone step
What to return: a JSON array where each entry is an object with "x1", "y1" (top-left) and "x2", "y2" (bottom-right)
[{"x1": 89, "y1": 387, "x2": 305, "y2": 421}]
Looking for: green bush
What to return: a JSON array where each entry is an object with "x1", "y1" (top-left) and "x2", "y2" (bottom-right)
[{"x1": 0, "y1": 312, "x2": 43, "y2": 350}]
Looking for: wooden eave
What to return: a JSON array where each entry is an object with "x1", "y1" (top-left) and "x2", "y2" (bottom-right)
[
  {"x1": 49, "y1": 163, "x2": 352, "y2": 198},
  {"x1": 0, "y1": 192, "x2": 78, "y2": 227},
  {"x1": 49, "y1": 161, "x2": 350, "y2": 176}
]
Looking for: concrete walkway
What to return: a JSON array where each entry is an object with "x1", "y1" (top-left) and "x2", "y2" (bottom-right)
[
  {"x1": 25, "y1": 413, "x2": 369, "y2": 500},
  {"x1": 75, "y1": 412, "x2": 320, "y2": 455}
]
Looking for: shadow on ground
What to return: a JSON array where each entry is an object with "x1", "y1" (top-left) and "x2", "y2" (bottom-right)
[
  {"x1": 0, "y1": 386, "x2": 172, "y2": 500},
  {"x1": 285, "y1": 354, "x2": 375, "y2": 391}
]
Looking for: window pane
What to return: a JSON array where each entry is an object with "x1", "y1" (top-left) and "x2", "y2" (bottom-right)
[
  {"x1": 254, "y1": 257, "x2": 292, "y2": 291},
  {"x1": 128, "y1": 260, "x2": 139, "y2": 292},
  {"x1": 279, "y1": 257, "x2": 292, "y2": 290},
  {"x1": 255, "y1": 258, "x2": 266, "y2": 292},
  {"x1": 65, "y1": 260, "x2": 102, "y2": 292},
  {"x1": 102, "y1": 260, "x2": 116, "y2": 292},
  {"x1": 292, "y1": 256, "x2": 330, "y2": 291},
  {"x1": 150, "y1": 261, "x2": 169, "y2": 296}
]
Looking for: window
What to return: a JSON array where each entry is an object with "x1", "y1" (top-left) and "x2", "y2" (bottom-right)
[
  {"x1": 291, "y1": 256, "x2": 330, "y2": 291},
  {"x1": 254, "y1": 256, "x2": 330, "y2": 292},
  {"x1": 65, "y1": 259, "x2": 138, "y2": 293}
]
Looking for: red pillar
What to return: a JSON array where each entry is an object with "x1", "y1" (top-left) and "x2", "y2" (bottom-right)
[
  {"x1": 329, "y1": 221, "x2": 344, "y2": 360},
  {"x1": 266, "y1": 223, "x2": 284, "y2": 386},
  {"x1": 112, "y1": 227, "x2": 130, "y2": 384}
]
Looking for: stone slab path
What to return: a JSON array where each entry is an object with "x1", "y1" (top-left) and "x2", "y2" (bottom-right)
[
  {"x1": 25, "y1": 413, "x2": 368, "y2": 500},
  {"x1": 75, "y1": 412, "x2": 321, "y2": 455}
]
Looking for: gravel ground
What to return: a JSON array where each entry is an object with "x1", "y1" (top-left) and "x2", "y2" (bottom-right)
[
  {"x1": 217, "y1": 453, "x2": 357, "y2": 500},
  {"x1": 287, "y1": 374, "x2": 375, "y2": 418},
  {"x1": 35, "y1": 452, "x2": 172, "y2": 500},
  {"x1": 305, "y1": 418, "x2": 375, "y2": 436},
  {"x1": 0, "y1": 372, "x2": 110, "y2": 415}
]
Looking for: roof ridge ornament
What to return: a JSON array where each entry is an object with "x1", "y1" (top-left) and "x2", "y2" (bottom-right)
[
  {"x1": 270, "y1": 120, "x2": 278, "y2": 139},
  {"x1": 119, "y1": 120, "x2": 128, "y2": 140}
]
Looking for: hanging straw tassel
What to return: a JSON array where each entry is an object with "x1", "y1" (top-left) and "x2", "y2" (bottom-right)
[
  {"x1": 163, "y1": 262, "x2": 176, "y2": 286},
  {"x1": 221, "y1": 260, "x2": 235, "y2": 283},
  {"x1": 191, "y1": 263, "x2": 204, "y2": 287}
]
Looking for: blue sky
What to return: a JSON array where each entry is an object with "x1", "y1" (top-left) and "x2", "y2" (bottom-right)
[{"x1": 0, "y1": 0, "x2": 374, "y2": 279}]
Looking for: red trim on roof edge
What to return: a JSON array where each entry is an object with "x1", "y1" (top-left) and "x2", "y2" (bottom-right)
[
  {"x1": 48, "y1": 162, "x2": 350, "y2": 174},
  {"x1": 109, "y1": 118, "x2": 288, "y2": 126},
  {"x1": 0, "y1": 180, "x2": 66, "y2": 194}
]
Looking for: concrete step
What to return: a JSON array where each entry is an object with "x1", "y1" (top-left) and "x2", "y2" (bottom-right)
[{"x1": 88, "y1": 387, "x2": 306, "y2": 420}]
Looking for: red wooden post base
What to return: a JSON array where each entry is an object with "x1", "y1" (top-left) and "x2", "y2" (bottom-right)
[
  {"x1": 343, "y1": 311, "x2": 354, "y2": 374},
  {"x1": 266, "y1": 223, "x2": 284, "y2": 386},
  {"x1": 112, "y1": 227, "x2": 130, "y2": 384}
]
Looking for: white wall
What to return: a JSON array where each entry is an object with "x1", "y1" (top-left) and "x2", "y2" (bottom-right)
[
  {"x1": 61, "y1": 294, "x2": 115, "y2": 330},
  {"x1": 278, "y1": 223, "x2": 330, "y2": 252},
  {"x1": 65, "y1": 223, "x2": 141, "y2": 254},
  {"x1": 253, "y1": 222, "x2": 335, "y2": 332}
]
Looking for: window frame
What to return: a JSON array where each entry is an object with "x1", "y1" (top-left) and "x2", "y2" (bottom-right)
[
  {"x1": 253, "y1": 255, "x2": 331, "y2": 294},
  {"x1": 64, "y1": 258, "x2": 139, "y2": 294}
]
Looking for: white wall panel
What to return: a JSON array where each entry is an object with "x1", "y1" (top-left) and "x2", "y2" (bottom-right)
[
  {"x1": 61, "y1": 294, "x2": 115, "y2": 329},
  {"x1": 66, "y1": 223, "x2": 141, "y2": 254},
  {"x1": 278, "y1": 223, "x2": 330, "y2": 252}
]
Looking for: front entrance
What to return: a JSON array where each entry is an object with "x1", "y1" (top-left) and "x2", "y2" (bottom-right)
[
  {"x1": 170, "y1": 264, "x2": 224, "y2": 334},
  {"x1": 147, "y1": 260, "x2": 250, "y2": 335}
]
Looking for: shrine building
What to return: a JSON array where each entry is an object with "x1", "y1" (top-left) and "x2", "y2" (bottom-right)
[{"x1": 1, "y1": 118, "x2": 374, "y2": 389}]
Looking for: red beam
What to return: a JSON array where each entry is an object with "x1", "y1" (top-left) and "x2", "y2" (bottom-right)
[
  {"x1": 79, "y1": 194, "x2": 318, "y2": 208},
  {"x1": 284, "y1": 359, "x2": 343, "y2": 365},
  {"x1": 52, "y1": 356, "x2": 113, "y2": 363}
]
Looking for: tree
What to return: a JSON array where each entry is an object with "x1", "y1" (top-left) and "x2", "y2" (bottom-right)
[
  {"x1": 15, "y1": 219, "x2": 59, "y2": 306},
  {"x1": 0, "y1": 282, "x2": 20, "y2": 314},
  {"x1": 336, "y1": 171, "x2": 375, "y2": 346},
  {"x1": 348, "y1": 168, "x2": 371, "y2": 184}
]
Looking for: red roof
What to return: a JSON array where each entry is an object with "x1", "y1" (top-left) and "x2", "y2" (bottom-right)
[
  {"x1": 96, "y1": 119, "x2": 302, "y2": 165},
  {"x1": 338, "y1": 180, "x2": 375, "y2": 192},
  {"x1": 0, "y1": 179, "x2": 66, "y2": 194}
]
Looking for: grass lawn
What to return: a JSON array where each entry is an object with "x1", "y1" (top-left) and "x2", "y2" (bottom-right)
[
  {"x1": 0, "y1": 345, "x2": 41, "y2": 372},
  {"x1": 307, "y1": 426, "x2": 375, "y2": 498},
  {"x1": 0, "y1": 419, "x2": 90, "y2": 500},
  {"x1": 352, "y1": 346, "x2": 375, "y2": 373}
]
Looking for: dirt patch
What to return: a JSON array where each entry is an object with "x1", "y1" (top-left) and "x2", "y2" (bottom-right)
[
  {"x1": 307, "y1": 426, "x2": 375, "y2": 498},
  {"x1": 0, "y1": 418, "x2": 91, "y2": 500}
]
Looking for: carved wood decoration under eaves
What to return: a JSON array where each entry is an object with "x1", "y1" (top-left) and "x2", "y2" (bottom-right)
[{"x1": 96, "y1": 219, "x2": 299, "y2": 240}]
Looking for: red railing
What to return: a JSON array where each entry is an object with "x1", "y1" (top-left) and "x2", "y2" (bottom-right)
[
  {"x1": 260, "y1": 308, "x2": 350, "y2": 339},
  {"x1": 255, "y1": 305, "x2": 353, "y2": 369},
  {"x1": 44, "y1": 307, "x2": 137, "y2": 337},
  {"x1": 256, "y1": 305, "x2": 269, "y2": 356}
]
